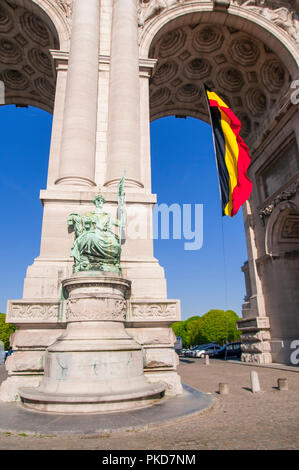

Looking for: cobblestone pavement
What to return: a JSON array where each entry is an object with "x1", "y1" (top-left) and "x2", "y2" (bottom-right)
[{"x1": 0, "y1": 359, "x2": 299, "y2": 450}]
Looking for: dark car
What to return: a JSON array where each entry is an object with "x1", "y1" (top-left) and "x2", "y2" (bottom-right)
[
  {"x1": 211, "y1": 342, "x2": 242, "y2": 359},
  {"x1": 193, "y1": 343, "x2": 221, "y2": 358},
  {"x1": 4, "y1": 349, "x2": 14, "y2": 362}
]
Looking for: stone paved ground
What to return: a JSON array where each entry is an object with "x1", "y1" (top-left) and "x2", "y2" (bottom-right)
[{"x1": 0, "y1": 359, "x2": 299, "y2": 450}]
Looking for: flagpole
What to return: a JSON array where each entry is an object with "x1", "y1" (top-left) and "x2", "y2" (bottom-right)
[
  {"x1": 202, "y1": 84, "x2": 223, "y2": 218},
  {"x1": 203, "y1": 83, "x2": 229, "y2": 348}
]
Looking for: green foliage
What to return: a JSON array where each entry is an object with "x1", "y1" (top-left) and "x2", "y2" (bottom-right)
[
  {"x1": 171, "y1": 321, "x2": 187, "y2": 347},
  {"x1": 171, "y1": 309, "x2": 241, "y2": 347},
  {"x1": 198, "y1": 310, "x2": 241, "y2": 346},
  {"x1": 185, "y1": 318, "x2": 202, "y2": 347},
  {"x1": 0, "y1": 313, "x2": 17, "y2": 350}
]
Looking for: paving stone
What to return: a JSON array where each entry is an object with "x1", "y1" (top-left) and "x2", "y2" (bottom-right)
[{"x1": 0, "y1": 359, "x2": 299, "y2": 450}]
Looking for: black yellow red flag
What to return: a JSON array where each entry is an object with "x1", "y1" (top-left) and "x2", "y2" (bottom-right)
[{"x1": 204, "y1": 86, "x2": 252, "y2": 217}]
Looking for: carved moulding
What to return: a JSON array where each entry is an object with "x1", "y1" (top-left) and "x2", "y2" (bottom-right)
[
  {"x1": 65, "y1": 297, "x2": 127, "y2": 322},
  {"x1": 138, "y1": 0, "x2": 185, "y2": 27},
  {"x1": 231, "y1": 0, "x2": 299, "y2": 44},
  {"x1": 53, "y1": 0, "x2": 72, "y2": 19},
  {"x1": 259, "y1": 180, "x2": 299, "y2": 220},
  {"x1": 6, "y1": 300, "x2": 62, "y2": 324},
  {"x1": 7, "y1": 299, "x2": 180, "y2": 324},
  {"x1": 138, "y1": 0, "x2": 299, "y2": 45},
  {"x1": 127, "y1": 300, "x2": 181, "y2": 324}
]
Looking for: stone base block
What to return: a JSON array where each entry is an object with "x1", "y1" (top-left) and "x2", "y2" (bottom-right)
[
  {"x1": 241, "y1": 352, "x2": 272, "y2": 364},
  {"x1": 144, "y1": 370, "x2": 183, "y2": 396},
  {"x1": 144, "y1": 348, "x2": 179, "y2": 369},
  {"x1": 20, "y1": 383, "x2": 165, "y2": 413},
  {"x1": 5, "y1": 351, "x2": 45, "y2": 373},
  {"x1": 0, "y1": 375, "x2": 42, "y2": 402},
  {"x1": 11, "y1": 329, "x2": 64, "y2": 349}
]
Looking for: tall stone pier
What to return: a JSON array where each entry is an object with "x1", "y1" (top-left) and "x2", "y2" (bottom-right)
[{"x1": 0, "y1": 0, "x2": 183, "y2": 403}]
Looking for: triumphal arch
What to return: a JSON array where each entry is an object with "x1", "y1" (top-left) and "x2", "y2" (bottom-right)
[{"x1": 0, "y1": 0, "x2": 298, "y2": 405}]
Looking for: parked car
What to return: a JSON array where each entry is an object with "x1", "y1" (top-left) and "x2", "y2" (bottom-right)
[
  {"x1": 0, "y1": 350, "x2": 5, "y2": 365},
  {"x1": 174, "y1": 336, "x2": 183, "y2": 355},
  {"x1": 4, "y1": 349, "x2": 14, "y2": 362},
  {"x1": 211, "y1": 342, "x2": 242, "y2": 359},
  {"x1": 189, "y1": 344, "x2": 210, "y2": 358},
  {"x1": 194, "y1": 343, "x2": 222, "y2": 358},
  {"x1": 184, "y1": 346, "x2": 199, "y2": 357}
]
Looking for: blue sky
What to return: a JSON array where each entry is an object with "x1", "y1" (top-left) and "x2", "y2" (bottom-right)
[{"x1": 0, "y1": 106, "x2": 247, "y2": 319}]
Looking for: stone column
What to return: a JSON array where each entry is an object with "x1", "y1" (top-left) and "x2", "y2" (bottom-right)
[
  {"x1": 105, "y1": 0, "x2": 143, "y2": 189},
  {"x1": 55, "y1": 0, "x2": 99, "y2": 187},
  {"x1": 46, "y1": 53, "x2": 68, "y2": 187}
]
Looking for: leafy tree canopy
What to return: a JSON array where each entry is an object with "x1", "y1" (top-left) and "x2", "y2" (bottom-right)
[
  {"x1": 171, "y1": 309, "x2": 241, "y2": 347},
  {"x1": 0, "y1": 314, "x2": 17, "y2": 350}
]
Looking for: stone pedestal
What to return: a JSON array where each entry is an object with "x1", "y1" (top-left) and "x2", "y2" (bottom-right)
[{"x1": 19, "y1": 273, "x2": 165, "y2": 413}]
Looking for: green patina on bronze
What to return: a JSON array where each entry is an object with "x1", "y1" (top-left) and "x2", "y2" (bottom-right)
[{"x1": 68, "y1": 175, "x2": 126, "y2": 274}]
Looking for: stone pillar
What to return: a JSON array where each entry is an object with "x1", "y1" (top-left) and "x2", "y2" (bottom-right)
[
  {"x1": 46, "y1": 54, "x2": 68, "y2": 187},
  {"x1": 105, "y1": 0, "x2": 143, "y2": 189},
  {"x1": 55, "y1": 0, "x2": 99, "y2": 187}
]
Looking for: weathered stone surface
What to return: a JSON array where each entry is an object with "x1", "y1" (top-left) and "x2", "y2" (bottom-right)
[
  {"x1": 144, "y1": 370, "x2": 183, "y2": 396},
  {"x1": 126, "y1": 327, "x2": 175, "y2": 346},
  {"x1": 1, "y1": 0, "x2": 299, "y2": 400},
  {"x1": 19, "y1": 274, "x2": 168, "y2": 412},
  {"x1": 240, "y1": 331, "x2": 271, "y2": 343},
  {"x1": 0, "y1": 375, "x2": 42, "y2": 402},
  {"x1": 241, "y1": 352, "x2": 273, "y2": 364},
  {"x1": 241, "y1": 341, "x2": 271, "y2": 354},
  {"x1": 11, "y1": 329, "x2": 64, "y2": 349},
  {"x1": 144, "y1": 348, "x2": 178, "y2": 369},
  {"x1": 6, "y1": 300, "x2": 61, "y2": 324},
  {"x1": 5, "y1": 351, "x2": 45, "y2": 373},
  {"x1": 128, "y1": 300, "x2": 180, "y2": 323}
]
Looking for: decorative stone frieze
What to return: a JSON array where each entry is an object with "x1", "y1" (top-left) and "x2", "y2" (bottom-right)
[
  {"x1": 66, "y1": 297, "x2": 127, "y2": 322},
  {"x1": 54, "y1": 0, "x2": 73, "y2": 19},
  {"x1": 128, "y1": 300, "x2": 180, "y2": 322},
  {"x1": 6, "y1": 300, "x2": 62, "y2": 324},
  {"x1": 259, "y1": 180, "x2": 299, "y2": 219},
  {"x1": 232, "y1": 1, "x2": 299, "y2": 44},
  {"x1": 6, "y1": 298, "x2": 180, "y2": 325},
  {"x1": 138, "y1": 0, "x2": 184, "y2": 27}
]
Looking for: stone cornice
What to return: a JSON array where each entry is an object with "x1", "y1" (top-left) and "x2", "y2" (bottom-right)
[{"x1": 40, "y1": 189, "x2": 157, "y2": 205}]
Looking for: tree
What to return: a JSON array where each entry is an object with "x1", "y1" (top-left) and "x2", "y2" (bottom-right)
[
  {"x1": 171, "y1": 310, "x2": 241, "y2": 347},
  {"x1": 185, "y1": 318, "x2": 202, "y2": 347},
  {"x1": 0, "y1": 314, "x2": 17, "y2": 350},
  {"x1": 198, "y1": 309, "x2": 241, "y2": 346},
  {"x1": 171, "y1": 316, "x2": 202, "y2": 347}
]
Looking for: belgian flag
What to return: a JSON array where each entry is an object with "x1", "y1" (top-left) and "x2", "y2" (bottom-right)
[{"x1": 204, "y1": 86, "x2": 253, "y2": 217}]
